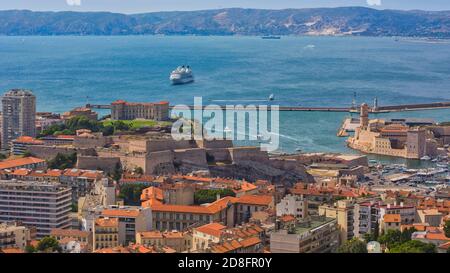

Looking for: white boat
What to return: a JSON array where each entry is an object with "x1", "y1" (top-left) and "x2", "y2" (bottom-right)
[
  {"x1": 170, "y1": 65, "x2": 194, "y2": 85},
  {"x1": 420, "y1": 156, "x2": 431, "y2": 161},
  {"x1": 269, "y1": 94, "x2": 275, "y2": 101}
]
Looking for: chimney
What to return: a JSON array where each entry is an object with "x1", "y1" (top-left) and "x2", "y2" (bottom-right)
[{"x1": 216, "y1": 194, "x2": 221, "y2": 201}]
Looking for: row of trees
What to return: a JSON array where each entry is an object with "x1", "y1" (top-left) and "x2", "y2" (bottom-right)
[
  {"x1": 26, "y1": 237, "x2": 62, "y2": 253},
  {"x1": 194, "y1": 188, "x2": 235, "y2": 204},
  {"x1": 338, "y1": 227, "x2": 438, "y2": 253},
  {"x1": 38, "y1": 116, "x2": 135, "y2": 138},
  {"x1": 47, "y1": 153, "x2": 77, "y2": 170}
]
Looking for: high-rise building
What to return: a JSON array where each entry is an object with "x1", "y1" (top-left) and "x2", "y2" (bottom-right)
[
  {"x1": 0, "y1": 180, "x2": 72, "y2": 238},
  {"x1": 1, "y1": 89, "x2": 36, "y2": 149}
]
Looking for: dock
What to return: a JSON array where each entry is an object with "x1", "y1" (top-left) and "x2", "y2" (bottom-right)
[{"x1": 86, "y1": 101, "x2": 450, "y2": 113}]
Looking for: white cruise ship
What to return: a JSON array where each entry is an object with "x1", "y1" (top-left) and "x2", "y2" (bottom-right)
[{"x1": 170, "y1": 65, "x2": 194, "y2": 85}]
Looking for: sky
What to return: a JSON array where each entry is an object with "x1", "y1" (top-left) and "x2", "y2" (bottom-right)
[{"x1": 0, "y1": 0, "x2": 449, "y2": 13}]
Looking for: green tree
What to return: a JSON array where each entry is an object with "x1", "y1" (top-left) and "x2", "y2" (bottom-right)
[
  {"x1": 337, "y1": 238, "x2": 368, "y2": 253},
  {"x1": 378, "y1": 229, "x2": 402, "y2": 249},
  {"x1": 389, "y1": 240, "x2": 437, "y2": 253},
  {"x1": 401, "y1": 227, "x2": 417, "y2": 242},
  {"x1": 118, "y1": 184, "x2": 148, "y2": 206},
  {"x1": 112, "y1": 162, "x2": 123, "y2": 182},
  {"x1": 101, "y1": 125, "x2": 115, "y2": 136},
  {"x1": 444, "y1": 220, "x2": 450, "y2": 238},
  {"x1": 194, "y1": 189, "x2": 236, "y2": 204},
  {"x1": 134, "y1": 167, "x2": 144, "y2": 175},
  {"x1": 25, "y1": 245, "x2": 36, "y2": 253},
  {"x1": 47, "y1": 153, "x2": 77, "y2": 170},
  {"x1": 37, "y1": 237, "x2": 62, "y2": 253}
]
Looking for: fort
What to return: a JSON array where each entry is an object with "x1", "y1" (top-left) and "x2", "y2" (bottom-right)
[{"x1": 347, "y1": 103, "x2": 450, "y2": 159}]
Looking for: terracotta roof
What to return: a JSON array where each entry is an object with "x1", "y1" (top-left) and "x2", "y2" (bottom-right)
[
  {"x1": 94, "y1": 246, "x2": 130, "y2": 253},
  {"x1": 138, "y1": 231, "x2": 163, "y2": 239},
  {"x1": 0, "y1": 157, "x2": 45, "y2": 170},
  {"x1": 234, "y1": 195, "x2": 273, "y2": 206},
  {"x1": 195, "y1": 222, "x2": 227, "y2": 238},
  {"x1": 438, "y1": 241, "x2": 450, "y2": 250},
  {"x1": 51, "y1": 228, "x2": 90, "y2": 238},
  {"x1": 140, "y1": 186, "x2": 164, "y2": 202},
  {"x1": 0, "y1": 247, "x2": 25, "y2": 253},
  {"x1": 95, "y1": 217, "x2": 119, "y2": 228},
  {"x1": 101, "y1": 209, "x2": 140, "y2": 218},
  {"x1": 239, "y1": 237, "x2": 261, "y2": 248},
  {"x1": 384, "y1": 214, "x2": 401, "y2": 223},
  {"x1": 149, "y1": 196, "x2": 237, "y2": 215},
  {"x1": 13, "y1": 136, "x2": 44, "y2": 145},
  {"x1": 425, "y1": 231, "x2": 449, "y2": 241},
  {"x1": 11, "y1": 168, "x2": 31, "y2": 176},
  {"x1": 163, "y1": 231, "x2": 183, "y2": 239},
  {"x1": 280, "y1": 215, "x2": 296, "y2": 223}
]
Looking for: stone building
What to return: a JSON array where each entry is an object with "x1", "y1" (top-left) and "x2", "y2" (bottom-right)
[
  {"x1": 1, "y1": 89, "x2": 36, "y2": 149},
  {"x1": 111, "y1": 100, "x2": 169, "y2": 121}
]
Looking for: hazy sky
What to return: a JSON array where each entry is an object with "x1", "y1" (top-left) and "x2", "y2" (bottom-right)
[{"x1": 0, "y1": 0, "x2": 449, "y2": 13}]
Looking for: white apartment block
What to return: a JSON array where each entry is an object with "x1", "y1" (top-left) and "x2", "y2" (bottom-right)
[
  {"x1": 276, "y1": 194, "x2": 308, "y2": 219},
  {"x1": 0, "y1": 180, "x2": 72, "y2": 238}
]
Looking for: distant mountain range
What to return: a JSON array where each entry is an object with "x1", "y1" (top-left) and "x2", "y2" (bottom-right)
[{"x1": 0, "y1": 7, "x2": 449, "y2": 37}]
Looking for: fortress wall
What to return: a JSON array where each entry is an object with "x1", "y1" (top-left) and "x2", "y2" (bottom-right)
[
  {"x1": 27, "y1": 145, "x2": 78, "y2": 160},
  {"x1": 229, "y1": 147, "x2": 269, "y2": 164},
  {"x1": 173, "y1": 148, "x2": 208, "y2": 168},
  {"x1": 197, "y1": 139, "x2": 233, "y2": 149},
  {"x1": 145, "y1": 140, "x2": 197, "y2": 153},
  {"x1": 74, "y1": 135, "x2": 109, "y2": 149},
  {"x1": 205, "y1": 148, "x2": 232, "y2": 162},
  {"x1": 128, "y1": 139, "x2": 148, "y2": 153},
  {"x1": 145, "y1": 150, "x2": 175, "y2": 174},
  {"x1": 97, "y1": 150, "x2": 146, "y2": 172},
  {"x1": 77, "y1": 156, "x2": 121, "y2": 173}
]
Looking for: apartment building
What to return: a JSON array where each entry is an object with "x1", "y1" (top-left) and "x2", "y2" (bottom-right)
[
  {"x1": 50, "y1": 228, "x2": 92, "y2": 252},
  {"x1": 0, "y1": 157, "x2": 46, "y2": 171},
  {"x1": 234, "y1": 195, "x2": 274, "y2": 225},
  {"x1": 0, "y1": 180, "x2": 72, "y2": 238},
  {"x1": 93, "y1": 217, "x2": 119, "y2": 251},
  {"x1": 270, "y1": 216, "x2": 339, "y2": 253},
  {"x1": 319, "y1": 199, "x2": 355, "y2": 243},
  {"x1": 1, "y1": 89, "x2": 36, "y2": 149},
  {"x1": 100, "y1": 206, "x2": 152, "y2": 246},
  {"x1": 136, "y1": 230, "x2": 191, "y2": 252},
  {"x1": 0, "y1": 222, "x2": 31, "y2": 250},
  {"x1": 276, "y1": 194, "x2": 308, "y2": 219},
  {"x1": 150, "y1": 197, "x2": 235, "y2": 231}
]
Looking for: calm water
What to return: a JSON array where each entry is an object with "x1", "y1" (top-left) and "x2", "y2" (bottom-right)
[{"x1": 0, "y1": 36, "x2": 449, "y2": 161}]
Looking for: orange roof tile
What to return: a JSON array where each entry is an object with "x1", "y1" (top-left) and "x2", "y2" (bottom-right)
[
  {"x1": 1, "y1": 247, "x2": 25, "y2": 253},
  {"x1": 149, "y1": 196, "x2": 237, "y2": 215},
  {"x1": 95, "y1": 217, "x2": 119, "y2": 228},
  {"x1": 235, "y1": 195, "x2": 273, "y2": 206},
  {"x1": 138, "y1": 231, "x2": 163, "y2": 239},
  {"x1": 101, "y1": 209, "x2": 140, "y2": 218},
  {"x1": 195, "y1": 223, "x2": 226, "y2": 237},
  {"x1": 0, "y1": 157, "x2": 45, "y2": 170},
  {"x1": 239, "y1": 237, "x2": 261, "y2": 248},
  {"x1": 13, "y1": 136, "x2": 44, "y2": 145},
  {"x1": 50, "y1": 228, "x2": 90, "y2": 238}
]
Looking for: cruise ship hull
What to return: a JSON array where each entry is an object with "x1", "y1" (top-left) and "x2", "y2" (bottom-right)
[{"x1": 170, "y1": 76, "x2": 194, "y2": 85}]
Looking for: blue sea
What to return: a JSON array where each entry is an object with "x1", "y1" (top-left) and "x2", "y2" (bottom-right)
[{"x1": 0, "y1": 36, "x2": 449, "y2": 162}]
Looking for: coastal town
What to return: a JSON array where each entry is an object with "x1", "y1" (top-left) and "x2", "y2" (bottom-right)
[{"x1": 0, "y1": 88, "x2": 449, "y2": 254}]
